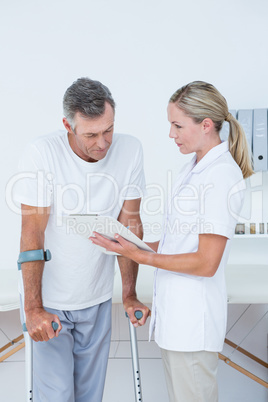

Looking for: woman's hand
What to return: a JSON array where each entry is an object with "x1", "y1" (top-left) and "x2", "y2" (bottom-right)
[{"x1": 90, "y1": 232, "x2": 143, "y2": 262}]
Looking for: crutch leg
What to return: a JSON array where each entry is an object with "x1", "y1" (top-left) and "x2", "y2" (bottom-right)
[
  {"x1": 17, "y1": 249, "x2": 55, "y2": 402},
  {"x1": 19, "y1": 266, "x2": 33, "y2": 401},
  {"x1": 23, "y1": 329, "x2": 33, "y2": 401},
  {"x1": 126, "y1": 311, "x2": 143, "y2": 402}
]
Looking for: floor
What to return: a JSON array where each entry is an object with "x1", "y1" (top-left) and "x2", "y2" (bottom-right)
[{"x1": 0, "y1": 305, "x2": 267, "y2": 402}]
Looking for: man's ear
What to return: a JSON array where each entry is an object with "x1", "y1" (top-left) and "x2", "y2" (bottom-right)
[{"x1": 63, "y1": 117, "x2": 74, "y2": 133}]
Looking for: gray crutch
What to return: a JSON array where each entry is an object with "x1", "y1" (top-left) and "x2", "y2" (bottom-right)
[
  {"x1": 17, "y1": 249, "x2": 58, "y2": 402},
  {"x1": 126, "y1": 310, "x2": 143, "y2": 402}
]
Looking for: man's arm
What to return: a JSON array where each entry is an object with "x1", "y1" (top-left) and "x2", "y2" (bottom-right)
[
  {"x1": 117, "y1": 199, "x2": 150, "y2": 327},
  {"x1": 20, "y1": 204, "x2": 61, "y2": 341},
  {"x1": 145, "y1": 241, "x2": 160, "y2": 252}
]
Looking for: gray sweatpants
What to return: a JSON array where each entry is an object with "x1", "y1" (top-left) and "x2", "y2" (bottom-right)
[{"x1": 32, "y1": 299, "x2": 112, "y2": 402}]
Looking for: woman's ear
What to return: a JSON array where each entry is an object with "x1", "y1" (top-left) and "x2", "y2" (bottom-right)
[{"x1": 202, "y1": 118, "x2": 214, "y2": 133}]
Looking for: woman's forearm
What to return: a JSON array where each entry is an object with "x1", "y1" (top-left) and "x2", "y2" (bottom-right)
[
  {"x1": 140, "y1": 249, "x2": 212, "y2": 277},
  {"x1": 139, "y1": 234, "x2": 227, "y2": 278},
  {"x1": 90, "y1": 233, "x2": 226, "y2": 278}
]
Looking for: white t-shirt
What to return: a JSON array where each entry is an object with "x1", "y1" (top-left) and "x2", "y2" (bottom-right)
[
  {"x1": 149, "y1": 142, "x2": 245, "y2": 352},
  {"x1": 13, "y1": 131, "x2": 146, "y2": 310}
]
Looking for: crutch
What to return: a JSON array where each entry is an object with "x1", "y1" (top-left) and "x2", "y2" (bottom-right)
[
  {"x1": 126, "y1": 310, "x2": 143, "y2": 402},
  {"x1": 17, "y1": 249, "x2": 58, "y2": 402}
]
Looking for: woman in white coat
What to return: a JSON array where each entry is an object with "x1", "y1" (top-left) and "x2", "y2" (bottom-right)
[{"x1": 90, "y1": 81, "x2": 254, "y2": 402}]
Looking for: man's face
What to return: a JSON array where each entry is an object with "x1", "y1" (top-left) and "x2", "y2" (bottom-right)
[{"x1": 64, "y1": 102, "x2": 115, "y2": 162}]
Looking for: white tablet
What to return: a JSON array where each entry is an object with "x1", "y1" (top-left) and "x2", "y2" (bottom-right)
[{"x1": 63, "y1": 214, "x2": 155, "y2": 255}]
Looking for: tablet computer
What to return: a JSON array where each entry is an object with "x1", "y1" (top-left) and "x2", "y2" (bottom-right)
[{"x1": 63, "y1": 214, "x2": 155, "y2": 255}]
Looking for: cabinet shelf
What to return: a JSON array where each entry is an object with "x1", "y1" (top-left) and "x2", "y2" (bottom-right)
[{"x1": 234, "y1": 234, "x2": 268, "y2": 239}]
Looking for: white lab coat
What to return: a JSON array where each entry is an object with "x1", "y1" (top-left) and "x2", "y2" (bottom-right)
[{"x1": 149, "y1": 142, "x2": 245, "y2": 352}]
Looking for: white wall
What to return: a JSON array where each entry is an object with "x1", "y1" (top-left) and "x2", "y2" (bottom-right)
[
  {"x1": 2, "y1": 0, "x2": 268, "y2": 256},
  {"x1": 1, "y1": 0, "x2": 268, "y2": 400}
]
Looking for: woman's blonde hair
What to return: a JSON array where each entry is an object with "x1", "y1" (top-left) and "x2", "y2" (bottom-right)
[{"x1": 169, "y1": 81, "x2": 254, "y2": 179}]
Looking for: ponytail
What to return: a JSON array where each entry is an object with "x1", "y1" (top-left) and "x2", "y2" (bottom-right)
[{"x1": 227, "y1": 115, "x2": 254, "y2": 179}]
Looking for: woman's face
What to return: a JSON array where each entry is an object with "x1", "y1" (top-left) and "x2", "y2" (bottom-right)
[{"x1": 167, "y1": 103, "x2": 205, "y2": 158}]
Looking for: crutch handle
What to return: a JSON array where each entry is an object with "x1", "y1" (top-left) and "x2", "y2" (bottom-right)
[
  {"x1": 23, "y1": 321, "x2": 58, "y2": 332},
  {"x1": 134, "y1": 310, "x2": 143, "y2": 320},
  {"x1": 52, "y1": 321, "x2": 59, "y2": 331},
  {"x1": 125, "y1": 310, "x2": 144, "y2": 320}
]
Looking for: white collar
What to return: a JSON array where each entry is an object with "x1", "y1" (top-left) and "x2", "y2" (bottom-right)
[{"x1": 191, "y1": 141, "x2": 229, "y2": 174}]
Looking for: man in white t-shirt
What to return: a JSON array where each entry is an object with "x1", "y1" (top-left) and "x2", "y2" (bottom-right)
[{"x1": 13, "y1": 77, "x2": 150, "y2": 402}]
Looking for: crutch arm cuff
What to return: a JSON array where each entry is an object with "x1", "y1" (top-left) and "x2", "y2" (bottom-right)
[{"x1": 17, "y1": 249, "x2": 52, "y2": 270}]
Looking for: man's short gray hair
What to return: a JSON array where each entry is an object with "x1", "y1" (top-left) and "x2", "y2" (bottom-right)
[{"x1": 63, "y1": 77, "x2": 115, "y2": 128}]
